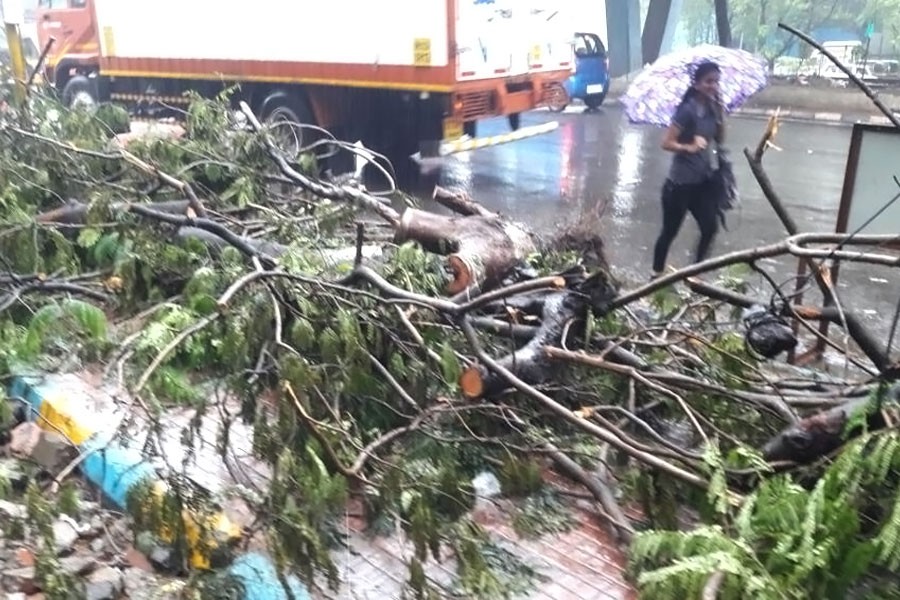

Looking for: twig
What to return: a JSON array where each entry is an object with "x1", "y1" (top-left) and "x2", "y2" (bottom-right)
[
  {"x1": 133, "y1": 314, "x2": 220, "y2": 394},
  {"x1": 609, "y1": 233, "x2": 900, "y2": 311},
  {"x1": 367, "y1": 353, "x2": 421, "y2": 412},
  {"x1": 544, "y1": 347, "x2": 797, "y2": 424},
  {"x1": 0, "y1": 281, "x2": 111, "y2": 313},
  {"x1": 778, "y1": 23, "x2": 900, "y2": 129},
  {"x1": 456, "y1": 276, "x2": 567, "y2": 313},
  {"x1": 457, "y1": 316, "x2": 722, "y2": 494},
  {"x1": 26, "y1": 37, "x2": 56, "y2": 93},
  {"x1": 348, "y1": 407, "x2": 442, "y2": 474},
  {"x1": 119, "y1": 149, "x2": 207, "y2": 218},
  {"x1": 498, "y1": 405, "x2": 635, "y2": 542},
  {"x1": 702, "y1": 571, "x2": 726, "y2": 600},
  {"x1": 238, "y1": 101, "x2": 401, "y2": 227},
  {"x1": 283, "y1": 380, "x2": 361, "y2": 482},
  {"x1": 393, "y1": 306, "x2": 444, "y2": 365},
  {"x1": 48, "y1": 447, "x2": 98, "y2": 495}
]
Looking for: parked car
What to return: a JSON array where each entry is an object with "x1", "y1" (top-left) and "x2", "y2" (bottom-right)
[{"x1": 549, "y1": 32, "x2": 609, "y2": 112}]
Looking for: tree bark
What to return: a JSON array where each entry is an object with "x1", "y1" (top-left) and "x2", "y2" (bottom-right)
[
  {"x1": 393, "y1": 207, "x2": 537, "y2": 295},
  {"x1": 36, "y1": 199, "x2": 195, "y2": 226},
  {"x1": 715, "y1": 0, "x2": 733, "y2": 47},
  {"x1": 642, "y1": 0, "x2": 674, "y2": 64},
  {"x1": 460, "y1": 270, "x2": 619, "y2": 399},
  {"x1": 432, "y1": 185, "x2": 496, "y2": 218},
  {"x1": 761, "y1": 388, "x2": 898, "y2": 464}
]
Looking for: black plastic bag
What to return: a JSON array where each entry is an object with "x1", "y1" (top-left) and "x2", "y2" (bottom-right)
[{"x1": 743, "y1": 305, "x2": 798, "y2": 359}]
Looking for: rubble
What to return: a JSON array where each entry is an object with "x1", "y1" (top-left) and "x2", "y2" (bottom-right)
[
  {"x1": 51, "y1": 516, "x2": 85, "y2": 555},
  {"x1": 85, "y1": 566, "x2": 125, "y2": 600},
  {"x1": 28, "y1": 431, "x2": 77, "y2": 475},
  {"x1": 7, "y1": 423, "x2": 41, "y2": 460}
]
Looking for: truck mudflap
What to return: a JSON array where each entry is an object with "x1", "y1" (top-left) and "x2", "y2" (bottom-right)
[{"x1": 412, "y1": 120, "x2": 560, "y2": 163}]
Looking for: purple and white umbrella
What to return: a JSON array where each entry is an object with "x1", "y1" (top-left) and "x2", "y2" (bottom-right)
[{"x1": 621, "y1": 44, "x2": 768, "y2": 126}]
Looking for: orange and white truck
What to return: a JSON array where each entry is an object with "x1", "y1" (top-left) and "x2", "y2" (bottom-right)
[{"x1": 35, "y1": 0, "x2": 573, "y2": 161}]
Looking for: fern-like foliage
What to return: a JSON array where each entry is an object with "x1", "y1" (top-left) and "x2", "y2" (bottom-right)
[{"x1": 630, "y1": 427, "x2": 900, "y2": 599}]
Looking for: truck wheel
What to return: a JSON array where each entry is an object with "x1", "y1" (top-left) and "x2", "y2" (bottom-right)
[
  {"x1": 584, "y1": 93, "x2": 607, "y2": 111},
  {"x1": 261, "y1": 93, "x2": 316, "y2": 158},
  {"x1": 62, "y1": 76, "x2": 98, "y2": 111},
  {"x1": 508, "y1": 112, "x2": 521, "y2": 131}
]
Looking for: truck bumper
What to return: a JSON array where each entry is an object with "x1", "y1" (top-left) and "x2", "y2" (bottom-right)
[{"x1": 413, "y1": 120, "x2": 559, "y2": 161}]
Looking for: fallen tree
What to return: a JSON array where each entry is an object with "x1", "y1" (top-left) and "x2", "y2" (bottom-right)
[{"x1": 1, "y1": 46, "x2": 900, "y2": 599}]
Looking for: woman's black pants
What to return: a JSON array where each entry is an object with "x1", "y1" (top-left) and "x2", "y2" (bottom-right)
[{"x1": 652, "y1": 178, "x2": 719, "y2": 273}]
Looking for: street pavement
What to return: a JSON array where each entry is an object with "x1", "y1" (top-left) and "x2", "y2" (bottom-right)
[{"x1": 410, "y1": 105, "x2": 900, "y2": 354}]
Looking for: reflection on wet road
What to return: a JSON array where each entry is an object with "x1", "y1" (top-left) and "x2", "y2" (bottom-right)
[{"x1": 411, "y1": 105, "x2": 900, "y2": 342}]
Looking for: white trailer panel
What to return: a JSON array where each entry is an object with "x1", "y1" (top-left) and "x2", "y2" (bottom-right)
[
  {"x1": 93, "y1": 0, "x2": 449, "y2": 68},
  {"x1": 455, "y1": 0, "x2": 572, "y2": 81}
]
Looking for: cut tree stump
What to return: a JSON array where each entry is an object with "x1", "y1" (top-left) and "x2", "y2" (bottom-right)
[{"x1": 393, "y1": 207, "x2": 536, "y2": 295}]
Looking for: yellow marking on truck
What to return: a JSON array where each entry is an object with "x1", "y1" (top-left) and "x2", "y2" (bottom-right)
[
  {"x1": 442, "y1": 118, "x2": 463, "y2": 142},
  {"x1": 414, "y1": 38, "x2": 432, "y2": 66},
  {"x1": 102, "y1": 26, "x2": 116, "y2": 56},
  {"x1": 100, "y1": 69, "x2": 455, "y2": 93},
  {"x1": 46, "y1": 40, "x2": 72, "y2": 67}
]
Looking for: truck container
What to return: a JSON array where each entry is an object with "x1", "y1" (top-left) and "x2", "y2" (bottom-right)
[{"x1": 36, "y1": 0, "x2": 574, "y2": 164}]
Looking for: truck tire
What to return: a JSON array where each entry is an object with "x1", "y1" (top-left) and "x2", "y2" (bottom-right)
[
  {"x1": 260, "y1": 92, "x2": 316, "y2": 158},
  {"x1": 584, "y1": 93, "x2": 606, "y2": 111},
  {"x1": 62, "y1": 76, "x2": 99, "y2": 111},
  {"x1": 508, "y1": 112, "x2": 521, "y2": 131}
]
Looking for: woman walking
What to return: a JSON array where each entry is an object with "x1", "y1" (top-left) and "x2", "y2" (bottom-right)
[{"x1": 651, "y1": 61, "x2": 725, "y2": 279}]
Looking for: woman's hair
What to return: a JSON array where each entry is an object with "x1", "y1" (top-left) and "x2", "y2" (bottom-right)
[{"x1": 678, "y1": 61, "x2": 725, "y2": 143}]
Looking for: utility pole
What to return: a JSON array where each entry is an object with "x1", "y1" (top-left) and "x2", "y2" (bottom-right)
[{"x1": 2, "y1": 0, "x2": 28, "y2": 106}]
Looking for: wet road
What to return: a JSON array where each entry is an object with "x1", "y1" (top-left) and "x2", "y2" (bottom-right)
[{"x1": 412, "y1": 105, "x2": 900, "y2": 344}]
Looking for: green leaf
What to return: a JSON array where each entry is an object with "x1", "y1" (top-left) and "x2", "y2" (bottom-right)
[
  {"x1": 440, "y1": 342, "x2": 461, "y2": 387},
  {"x1": 65, "y1": 299, "x2": 108, "y2": 340},
  {"x1": 319, "y1": 329, "x2": 341, "y2": 363},
  {"x1": 220, "y1": 175, "x2": 256, "y2": 208},
  {"x1": 290, "y1": 318, "x2": 316, "y2": 352},
  {"x1": 650, "y1": 285, "x2": 681, "y2": 316},
  {"x1": 76, "y1": 227, "x2": 101, "y2": 249}
]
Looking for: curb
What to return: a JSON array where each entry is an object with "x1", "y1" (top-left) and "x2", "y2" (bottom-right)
[
  {"x1": 607, "y1": 96, "x2": 895, "y2": 126},
  {"x1": 731, "y1": 106, "x2": 895, "y2": 126},
  {"x1": 6, "y1": 374, "x2": 309, "y2": 600}
]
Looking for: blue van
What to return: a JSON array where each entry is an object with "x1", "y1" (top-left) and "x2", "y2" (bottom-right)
[{"x1": 550, "y1": 32, "x2": 610, "y2": 112}]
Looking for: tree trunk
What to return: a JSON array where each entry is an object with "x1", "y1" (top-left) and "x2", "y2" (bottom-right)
[
  {"x1": 714, "y1": 0, "x2": 733, "y2": 47},
  {"x1": 459, "y1": 269, "x2": 619, "y2": 399},
  {"x1": 641, "y1": 0, "x2": 674, "y2": 64},
  {"x1": 761, "y1": 388, "x2": 899, "y2": 464},
  {"x1": 393, "y1": 208, "x2": 536, "y2": 295}
]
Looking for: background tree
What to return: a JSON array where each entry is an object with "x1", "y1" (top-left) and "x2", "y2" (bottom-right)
[
  {"x1": 680, "y1": 0, "x2": 718, "y2": 46},
  {"x1": 719, "y1": 0, "x2": 900, "y2": 66},
  {"x1": 714, "y1": 0, "x2": 733, "y2": 47}
]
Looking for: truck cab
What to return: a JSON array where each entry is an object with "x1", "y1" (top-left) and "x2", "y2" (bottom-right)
[{"x1": 36, "y1": 0, "x2": 100, "y2": 107}]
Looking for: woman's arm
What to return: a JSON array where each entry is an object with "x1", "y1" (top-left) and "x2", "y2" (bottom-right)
[{"x1": 661, "y1": 123, "x2": 704, "y2": 154}]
